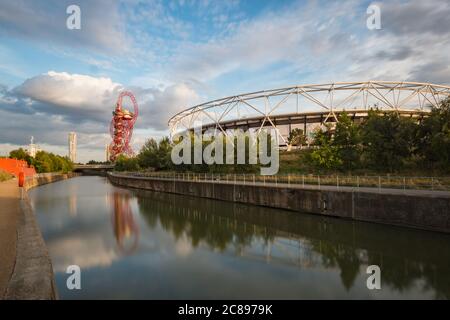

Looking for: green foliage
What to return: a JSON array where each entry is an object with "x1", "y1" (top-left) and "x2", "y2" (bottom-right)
[
  {"x1": 361, "y1": 111, "x2": 417, "y2": 172},
  {"x1": 138, "y1": 137, "x2": 173, "y2": 171},
  {"x1": 114, "y1": 154, "x2": 140, "y2": 171},
  {"x1": 170, "y1": 132, "x2": 262, "y2": 174},
  {"x1": 417, "y1": 99, "x2": 450, "y2": 171},
  {"x1": 305, "y1": 106, "x2": 448, "y2": 173},
  {"x1": 34, "y1": 151, "x2": 74, "y2": 173},
  {"x1": 9, "y1": 149, "x2": 73, "y2": 173},
  {"x1": 288, "y1": 128, "x2": 306, "y2": 146},
  {"x1": 309, "y1": 125, "x2": 342, "y2": 170},
  {"x1": 130, "y1": 133, "x2": 269, "y2": 174},
  {"x1": 9, "y1": 148, "x2": 34, "y2": 166},
  {"x1": 333, "y1": 113, "x2": 362, "y2": 170}
]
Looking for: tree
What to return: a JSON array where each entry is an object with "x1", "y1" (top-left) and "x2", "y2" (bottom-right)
[
  {"x1": 34, "y1": 151, "x2": 53, "y2": 173},
  {"x1": 333, "y1": 113, "x2": 362, "y2": 170},
  {"x1": 157, "y1": 137, "x2": 174, "y2": 170},
  {"x1": 361, "y1": 111, "x2": 417, "y2": 172},
  {"x1": 309, "y1": 125, "x2": 342, "y2": 170},
  {"x1": 9, "y1": 148, "x2": 28, "y2": 160},
  {"x1": 417, "y1": 99, "x2": 450, "y2": 171},
  {"x1": 115, "y1": 155, "x2": 140, "y2": 171},
  {"x1": 138, "y1": 137, "x2": 173, "y2": 171},
  {"x1": 9, "y1": 148, "x2": 34, "y2": 166},
  {"x1": 288, "y1": 128, "x2": 307, "y2": 147},
  {"x1": 138, "y1": 138, "x2": 159, "y2": 169},
  {"x1": 20, "y1": 150, "x2": 73, "y2": 173}
]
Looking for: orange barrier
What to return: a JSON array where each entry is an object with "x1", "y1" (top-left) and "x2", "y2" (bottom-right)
[{"x1": 0, "y1": 158, "x2": 36, "y2": 177}]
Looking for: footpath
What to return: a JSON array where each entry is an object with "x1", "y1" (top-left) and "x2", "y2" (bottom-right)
[{"x1": 0, "y1": 177, "x2": 57, "y2": 299}]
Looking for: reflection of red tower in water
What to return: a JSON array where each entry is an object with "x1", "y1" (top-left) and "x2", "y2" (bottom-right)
[
  {"x1": 112, "y1": 192, "x2": 139, "y2": 255},
  {"x1": 109, "y1": 91, "x2": 138, "y2": 162}
]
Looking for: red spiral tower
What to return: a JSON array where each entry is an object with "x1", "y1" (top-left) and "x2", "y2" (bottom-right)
[{"x1": 109, "y1": 91, "x2": 139, "y2": 162}]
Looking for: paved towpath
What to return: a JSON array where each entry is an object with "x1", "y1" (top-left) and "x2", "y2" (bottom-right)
[
  {"x1": 0, "y1": 178, "x2": 20, "y2": 298},
  {"x1": 0, "y1": 177, "x2": 56, "y2": 299}
]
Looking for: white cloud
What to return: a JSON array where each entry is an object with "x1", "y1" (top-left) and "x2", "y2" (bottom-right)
[
  {"x1": 10, "y1": 71, "x2": 200, "y2": 130},
  {"x1": 16, "y1": 71, "x2": 122, "y2": 111},
  {"x1": 136, "y1": 83, "x2": 200, "y2": 130}
]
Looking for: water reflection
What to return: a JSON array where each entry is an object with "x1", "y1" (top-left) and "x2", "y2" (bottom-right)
[
  {"x1": 133, "y1": 189, "x2": 450, "y2": 299},
  {"x1": 111, "y1": 192, "x2": 140, "y2": 254},
  {"x1": 68, "y1": 183, "x2": 77, "y2": 217},
  {"x1": 30, "y1": 177, "x2": 450, "y2": 299}
]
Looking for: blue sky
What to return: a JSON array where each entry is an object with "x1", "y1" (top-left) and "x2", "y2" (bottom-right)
[{"x1": 1, "y1": 0, "x2": 450, "y2": 162}]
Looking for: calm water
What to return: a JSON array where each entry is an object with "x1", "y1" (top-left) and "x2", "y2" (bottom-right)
[{"x1": 29, "y1": 176, "x2": 450, "y2": 299}]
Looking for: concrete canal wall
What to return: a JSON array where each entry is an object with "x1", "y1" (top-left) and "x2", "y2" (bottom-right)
[
  {"x1": 1, "y1": 172, "x2": 79, "y2": 300},
  {"x1": 23, "y1": 172, "x2": 80, "y2": 191},
  {"x1": 108, "y1": 173, "x2": 450, "y2": 234}
]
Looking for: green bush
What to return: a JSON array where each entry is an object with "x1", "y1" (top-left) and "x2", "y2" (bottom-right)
[
  {"x1": 305, "y1": 99, "x2": 450, "y2": 174},
  {"x1": 114, "y1": 155, "x2": 140, "y2": 171},
  {"x1": 9, "y1": 149, "x2": 74, "y2": 173}
]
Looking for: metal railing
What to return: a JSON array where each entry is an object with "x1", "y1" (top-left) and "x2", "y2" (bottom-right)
[{"x1": 117, "y1": 172, "x2": 450, "y2": 192}]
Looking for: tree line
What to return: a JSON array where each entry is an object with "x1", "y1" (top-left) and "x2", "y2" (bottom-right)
[
  {"x1": 9, "y1": 148, "x2": 74, "y2": 173},
  {"x1": 306, "y1": 98, "x2": 450, "y2": 173},
  {"x1": 115, "y1": 134, "x2": 266, "y2": 173}
]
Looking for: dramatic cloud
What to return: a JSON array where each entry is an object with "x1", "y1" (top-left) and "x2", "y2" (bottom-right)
[
  {"x1": 380, "y1": 0, "x2": 450, "y2": 36},
  {"x1": 13, "y1": 71, "x2": 120, "y2": 120},
  {"x1": 346, "y1": 0, "x2": 450, "y2": 83},
  {"x1": 1, "y1": 71, "x2": 199, "y2": 128},
  {"x1": 135, "y1": 83, "x2": 200, "y2": 131}
]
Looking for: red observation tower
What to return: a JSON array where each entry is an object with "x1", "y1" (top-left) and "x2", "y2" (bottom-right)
[{"x1": 109, "y1": 91, "x2": 139, "y2": 162}]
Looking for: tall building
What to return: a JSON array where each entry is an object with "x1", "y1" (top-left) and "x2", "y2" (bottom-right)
[
  {"x1": 68, "y1": 132, "x2": 77, "y2": 163},
  {"x1": 26, "y1": 136, "x2": 41, "y2": 157},
  {"x1": 105, "y1": 144, "x2": 112, "y2": 162}
]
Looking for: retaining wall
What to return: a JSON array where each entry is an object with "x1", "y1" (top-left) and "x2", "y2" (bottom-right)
[
  {"x1": 4, "y1": 172, "x2": 79, "y2": 299},
  {"x1": 108, "y1": 173, "x2": 450, "y2": 233},
  {"x1": 24, "y1": 172, "x2": 80, "y2": 191}
]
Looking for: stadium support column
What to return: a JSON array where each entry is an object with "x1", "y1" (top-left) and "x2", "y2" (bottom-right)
[{"x1": 303, "y1": 116, "x2": 307, "y2": 137}]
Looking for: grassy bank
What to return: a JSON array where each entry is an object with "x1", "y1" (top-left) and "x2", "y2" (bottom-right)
[
  {"x1": 0, "y1": 170, "x2": 13, "y2": 182},
  {"x1": 278, "y1": 148, "x2": 449, "y2": 176}
]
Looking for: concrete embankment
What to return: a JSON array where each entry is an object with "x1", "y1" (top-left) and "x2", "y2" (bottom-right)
[
  {"x1": 108, "y1": 173, "x2": 450, "y2": 233},
  {"x1": 0, "y1": 173, "x2": 79, "y2": 300}
]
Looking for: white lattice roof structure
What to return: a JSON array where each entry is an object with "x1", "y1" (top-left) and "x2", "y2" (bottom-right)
[{"x1": 168, "y1": 81, "x2": 450, "y2": 144}]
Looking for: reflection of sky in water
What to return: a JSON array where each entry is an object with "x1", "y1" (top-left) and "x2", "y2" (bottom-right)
[{"x1": 29, "y1": 176, "x2": 450, "y2": 299}]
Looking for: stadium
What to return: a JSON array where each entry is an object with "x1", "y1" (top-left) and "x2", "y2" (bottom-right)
[{"x1": 168, "y1": 81, "x2": 450, "y2": 146}]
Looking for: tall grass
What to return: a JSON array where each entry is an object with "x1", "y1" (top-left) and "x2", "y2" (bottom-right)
[{"x1": 0, "y1": 169, "x2": 13, "y2": 182}]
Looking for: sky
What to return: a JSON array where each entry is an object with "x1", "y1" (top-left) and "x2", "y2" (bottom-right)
[{"x1": 1, "y1": 0, "x2": 449, "y2": 163}]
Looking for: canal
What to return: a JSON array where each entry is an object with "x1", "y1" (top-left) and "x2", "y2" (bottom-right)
[{"x1": 29, "y1": 176, "x2": 450, "y2": 299}]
